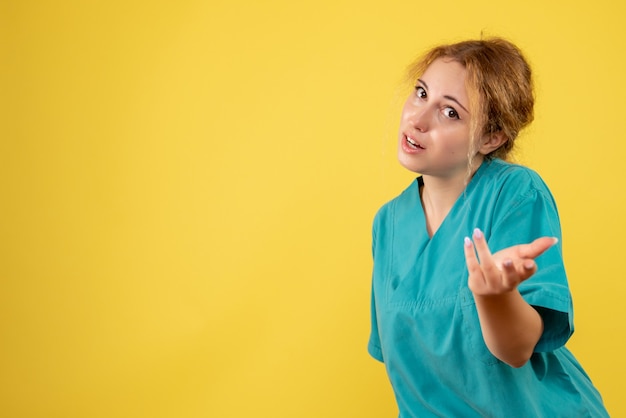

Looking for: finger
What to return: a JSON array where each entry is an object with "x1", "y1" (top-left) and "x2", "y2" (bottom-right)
[
  {"x1": 471, "y1": 229, "x2": 492, "y2": 260},
  {"x1": 463, "y1": 236, "x2": 480, "y2": 270},
  {"x1": 463, "y1": 236, "x2": 486, "y2": 283},
  {"x1": 500, "y1": 258, "x2": 518, "y2": 289},
  {"x1": 471, "y1": 229, "x2": 500, "y2": 276},
  {"x1": 510, "y1": 258, "x2": 538, "y2": 284},
  {"x1": 517, "y1": 237, "x2": 558, "y2": 259},
  {"x1": 463, "y1": 237, "x2": 486, "y2": 291},
  {"x1": 501, "y1": 258, "x2": 535, "y2": 289},
  {"x1": 520, "y1": 259, "x2": 537, "y2": 279}
]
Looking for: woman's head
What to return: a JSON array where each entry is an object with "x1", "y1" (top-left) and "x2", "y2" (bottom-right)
[{"x1": 406, "y1": 37, "x2": 534, "y2": 161}]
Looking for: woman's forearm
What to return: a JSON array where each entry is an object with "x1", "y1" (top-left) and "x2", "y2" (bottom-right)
[{"x1": 473, "y1": 290, "x2": 543, "y2": 368}]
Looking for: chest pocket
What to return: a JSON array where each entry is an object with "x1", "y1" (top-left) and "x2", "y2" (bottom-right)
[
  {"x1": 382, "y1": 254, "x2": 500, "y2": 367},
  {"x1": 459, "y1": 286, "x2": 500, "y2": 366}
]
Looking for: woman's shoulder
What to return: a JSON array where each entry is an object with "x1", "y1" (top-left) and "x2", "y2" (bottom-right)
[
  {"x1": 373, "y1": 178, "x2": 420, "y2": 222},
  {"x1": 477, "y1": 159, "x2": 559, "y2": 218},
  {"x1": 481, "y1": 158, "x2": 551, "y2": 194}
]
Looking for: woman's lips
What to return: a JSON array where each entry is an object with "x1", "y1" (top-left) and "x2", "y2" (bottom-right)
[
  {"x1": 406, "y1": 136, "x2": 421, "y2": 149},
  {"x1": 402, "y1": 135, "x2": 425, "y2": 153}
]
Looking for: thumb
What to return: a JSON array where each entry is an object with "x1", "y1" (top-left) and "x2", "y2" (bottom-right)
[{"x1": 518, "y1": 237, "x2": 558, "y2": 259}]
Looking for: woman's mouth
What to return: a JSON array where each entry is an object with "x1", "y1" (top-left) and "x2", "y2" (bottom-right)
[{"x1": 405, "y1": 136, "x2": 424, "y2": 150}]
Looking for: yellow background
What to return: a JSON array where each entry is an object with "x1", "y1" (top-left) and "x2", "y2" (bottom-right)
[{"x1": 1, "y1": 0, "x2": 624, "y2": 416}]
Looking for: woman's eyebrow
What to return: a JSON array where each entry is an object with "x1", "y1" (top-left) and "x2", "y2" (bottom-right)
[
  {"x1": 418, "y1": 78, "x2": 469, "y2": 114},
  {"x1": 444, "y1": 95, "x2": 469, "y2": 113}
]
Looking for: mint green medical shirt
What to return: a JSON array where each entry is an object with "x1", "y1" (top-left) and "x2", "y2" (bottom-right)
[{"x1": 368, "y1": 159, "x2": 608, "y2": 417}]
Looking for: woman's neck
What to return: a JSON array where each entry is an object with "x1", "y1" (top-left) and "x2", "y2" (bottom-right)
[{"x1": 419, "y1": 164, "x2": 479, "y2": 237}]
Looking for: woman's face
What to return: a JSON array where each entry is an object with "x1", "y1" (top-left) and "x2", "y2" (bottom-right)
[{"x1": 398, "y1": 58, "x2": 480, "y2": 180}]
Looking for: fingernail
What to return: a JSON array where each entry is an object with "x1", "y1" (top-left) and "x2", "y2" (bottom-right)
[
  {"x1": 464, "y1": 237, "x2": 472, "y2": 247},
  {"x1": 524, "y1": 260, "x2": 535, "y2": 270},
  {"x1": 503, "y1": 259, "x2": 513, "y2": 268},
  {"x1": 473, "y1": 228, "x2": 483, "y2": 239}
]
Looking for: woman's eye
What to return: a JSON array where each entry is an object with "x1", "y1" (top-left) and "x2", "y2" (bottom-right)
[
  {"x1": 414, "y1": 86, "x2": 427, "y2": 98},
  {"x1": 443, "y1": 107, "x2": 459, "y2": 119}
]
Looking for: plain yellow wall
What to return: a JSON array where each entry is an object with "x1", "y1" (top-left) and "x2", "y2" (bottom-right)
[{"x1": 2, "y1": 0, "x2": 624, "y2": 416}]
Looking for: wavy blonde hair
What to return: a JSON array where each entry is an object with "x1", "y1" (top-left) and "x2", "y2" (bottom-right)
[{"x1": 406, "y1": 38, "x2": 534, "y2": 170}]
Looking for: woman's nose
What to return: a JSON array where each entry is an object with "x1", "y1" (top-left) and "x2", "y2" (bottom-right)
[{"x1": 406, "y1": 105, "x2": 429, "y2": 132}]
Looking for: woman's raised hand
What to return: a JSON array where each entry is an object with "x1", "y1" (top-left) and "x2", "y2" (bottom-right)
[{"x1": 463, "y1": 228, "x2": 558, "y2": 296}]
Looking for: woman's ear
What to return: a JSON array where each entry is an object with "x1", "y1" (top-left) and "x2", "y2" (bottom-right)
[{"x1": 478, "y1": 131, "x2": 507, "y2": 155}]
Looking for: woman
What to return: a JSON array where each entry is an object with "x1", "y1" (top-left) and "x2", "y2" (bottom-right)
[{"x1": 368, "y1": 38, "x2": 609, "y2": 417}]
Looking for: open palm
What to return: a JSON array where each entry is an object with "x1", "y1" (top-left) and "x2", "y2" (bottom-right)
[{"x1": 464, "y1": 229, "x2": 558, "y2": 296}]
